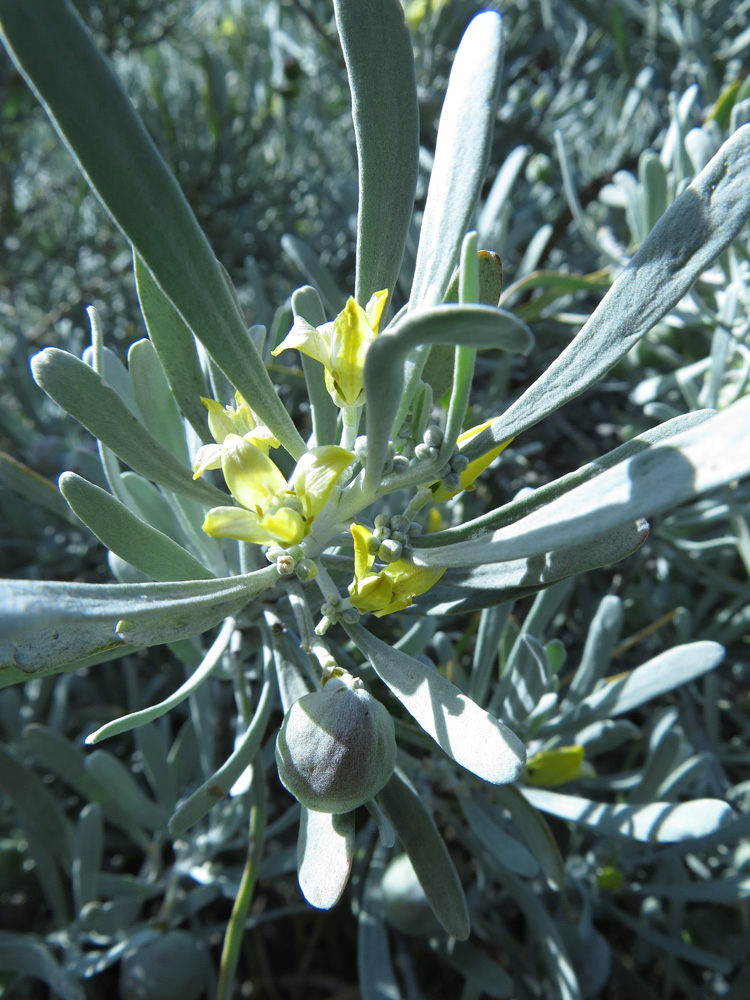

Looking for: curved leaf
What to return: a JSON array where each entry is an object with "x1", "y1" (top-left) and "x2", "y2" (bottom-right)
[
  {"x1": 346, "y1": 622, "x2": 526, "y2": 784},
  {"x1": 334, "y1": 0, "x2": 419, "y2": 307},
  {"x1": 297, "y1": 808, "x2": 355, "y2": 910}
]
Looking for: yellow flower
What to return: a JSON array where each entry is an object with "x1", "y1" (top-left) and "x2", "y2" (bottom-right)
[
  {"x1": 202, "y1": 435, "x2": 353, "y2": 547},
  {"x1": 272, "y1": 290, "x2": 388, "y2": 408},
  {"x1": 430, "y1": 419, "x2": 512, "y2": 501},
  {"x1": 525, "y1": 746, "x2": 591, "y2": 787},
  {"x1": 347, "y1": 523, "x2": 445, "y2": 617},
  {"x1": 193, "y1": 393, "x2": 280, "y2": 479}
]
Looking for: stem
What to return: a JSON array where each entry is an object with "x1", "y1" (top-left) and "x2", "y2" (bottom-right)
[
  {"x1": 216, "y1": 767, "x2": 266, "y2": 1000},
  {"x1": 340, "y1": 404, "x2": 361, "y2": 451}
]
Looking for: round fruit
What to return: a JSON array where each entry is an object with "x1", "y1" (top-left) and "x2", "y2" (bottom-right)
[{"x1": 275, "y1": 674, "x2": 396, "y2": 814}]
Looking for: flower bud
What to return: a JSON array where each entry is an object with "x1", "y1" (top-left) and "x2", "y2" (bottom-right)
[{"x1": 275, "y1": 675, "x2": 396, "y2": 814}]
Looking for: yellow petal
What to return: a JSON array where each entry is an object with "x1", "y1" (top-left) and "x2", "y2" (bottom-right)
[
  {"x1": 202, "y1": 506, "x2": 271, "y2": 544},
  {"x1": 385, "y1": 559, "x2": 445, "y2": 603},
  {"x1": 193, "y1": 443, "x2": 222, "y2": 479},
  {"x1": 525, "y1": 746, "x2": 587, "y2": 787},
  {"x1": 350, "y1": 523, "x2": 376, "y2": 580},
  {"x1": 272, "y1": 316, "x2": 332, "y2": 371},
  {"x1": 221, "y1": 434, "x2": 287, "y2": 510},
  {"x1": 328, "y1": 298, "x2": 373, "y2": 406},
  {"x1": 201, "y1": 396, "x2": 236, "y2": 444},
  {"x1": 261, "y1": 507, "x2": 307, "y2": 546},
  {"x1": 349, "y1": 572, "x2": 394, "y2": 613},
  {"x1": 290, "y1": 446, "x2": 354, "y2": 520},
  {"x1": 365, "y1": 289, "x2": 388, "y2": 333},
  {"x1": 430, "y1": 419, "x2": 513, "y2": 501}
]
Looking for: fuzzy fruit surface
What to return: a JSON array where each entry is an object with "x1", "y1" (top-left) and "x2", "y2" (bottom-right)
[{"x1": 275, "y1": 677, "x2": 397, "y2": 814}]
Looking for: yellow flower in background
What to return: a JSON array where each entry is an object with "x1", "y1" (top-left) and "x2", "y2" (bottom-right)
[
  {"x1": 348, "y1": 523, "x2": 445, "y2": 617},
  {"x1": 429, "y1": 419, "x2": 512, "y2": 501},
  {"x1": 272, "y1": 290, "x2": 388, "y2": 407},
  {"x1": 193, "y1": 393, "x2": 280, "y2": 479},
  {"x1": 525, "y1": 745, "x2": 591, "y2": 787},
  {"x1": 202, "y1": 435, "x2": 353, "y2": 547}
]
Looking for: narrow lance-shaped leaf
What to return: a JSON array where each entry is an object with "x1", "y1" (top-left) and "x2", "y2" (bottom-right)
[
  {"x1": 0, "y1": 568, "x2": 277, "y2": 686},
  {"x1": 297, "y1": 808, "x2": 355, "y2": 910},
  {"x1": 345, "y1": 622, "x2": 526, "y2": 784},
  {"x1": 416, "y1": 409, "x2": 714, "y2": 549},
  {"x1": 465, "y1": 124, "x2": 750, "y2": 459},
  {"x1": 0, "y1": 1, "x2": 305, "y2": 458},
  {"x1": 334, "y1": 0, "x2": 419, "y2": 307},
  {"x1": 523, "y1": 788, "x2": 734, "y2": 842},
  {"x1": 31, "y1": 348, "x2": 225, "y2": 508},
  {"x1": 59, "y1": 472, "x2": 214, "y2": 583},
  {"x1": 409, "y1": 11, "x2": 504, "y2": 311},
  {"x1": 414, "y1": 396, "x2": 750, "y2": 567},
  {"x1": 378, "y1": 768, "x2": 470, "y2": 940},
  {"x1": 134, "y1": 254, "x2": 211, "y2": 443}
]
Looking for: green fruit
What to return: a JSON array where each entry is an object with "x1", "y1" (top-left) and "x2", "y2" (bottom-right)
[{"x1": 275, "y1": 674, "x2": 396, "y2": 814}]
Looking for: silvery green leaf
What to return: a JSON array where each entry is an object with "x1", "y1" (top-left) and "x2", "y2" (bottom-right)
[
  {"x1": 413, "y1": 521, "x2": 647, "y2": 612},
  {"x1": 656, "y1": 751, "x2": 714, "y2": 799},
  {"x1": 631, "y1": 727, "x2": 682, "y2": 804},
  {"x1": 128, "y1": 338, "x2": 190, "y2": 464},
  {"x1": 465, "y1": 125, "x2": 750, "y2": 459},
  {"x1": 432, "y1": 939, "x2": 513, "y2": 998},
  {"x1": 168, "y1": 647, "x2": 275, "y2": 833},
  {"x1": 410, "y1": 11, "x2": 504, "y2": 311},
  {"x1": 73, "y1": 803, "x2": 103, "y2": 913},
  {"x1": 0, "y1": 1, "x2": 305, "y2": 458},
  {"x1": 477, "y1": 145, "x2": 530, "y2": 247},
  {"x1": 494, "y1": 783, "x2": 566, "y2": 889},
  {"x1": 363, "y1": 304, "x2": 533, "y2": 490},
  {"x1": 31, "y1": 348, "x2": 225, "y2": 508},
  {"x1": 59, "y1": 472, "x2": 213, "y2": 583},
  {"x1": 574, "y1": 719, "x2": 638, "y2": 757},
  {"x1": 346, "y1": 622, "x2": 526, "y2": 784},
  {"x1": 135, "y1": 725, "x2": 177, "y2": 810},
  {"x1": 378, "y1": 768, "x2": 470, "y2": 940},
  {"x1": 417, "y1": 410, "x2": 714, "y2": 550},
  {"x1": 290, "y1": 286, "x2": 338, "y2": 447},
  {"x1": 0, "y1": 933, "x2": 84, "y2": 1000},
  {"x1": 297, "y1": 807, "x2": 355, "y2": 910},
  {"x1": 470, "y1": 603, "x2": 511, "y2": 705},
  {"x1": 0, "y1": 743, "x2": 73, "y2": 921},
  {"x1": 417, "y1": 397, "x2": 750, "y2": 567},
  {"x1": 81, "y1": 344, "x2": 138, "y2": 415},
  {"x1": 23, "y1": 724, "x2": 150, "y2": 850},
  {"x1": 334, "y1": 0, "x2": 418, "y2": 306},
  {"x1": 560, "y1": 641, "x2": 725, "y2": 730},
  {"x1": 500, "y1": 868, "x2": 582, "y2": 1000},
  {"x1": 640, "y1": 151, "x2": 668, "y2": 233},
  {"x1": 523, "y1": 788, "x2": 733, "y2": 841},
  {"x1": 0, "y1": 568, "x2": 276, "y2": 685},
  {"x1": 85, "y1": 750, "x2": 169, "y2": 833},
  {"x1": 133, "y1": 254, "x2": 210, "y2": 443},
  {"x1": 459, "y1": 794, "x2": 539, "y2": 877},
  {"x1": 500, "y1": 635, "x2": 552, "y2": 729},
  {"x1": 280, "y1": 234, "x2": 344, "y2": 315},
  {"x1": 119, "y1": 471, "x2": 187, "y2": 545},
  {"x1": 565, "y1": 596, "x2": 624, "y2": 705},
  {"x1": 358, "y1": 845, "x2": 402, "y2": 1000},
  {"x1": 0, "y1": 449, "x2": 77, "y2": 525}
]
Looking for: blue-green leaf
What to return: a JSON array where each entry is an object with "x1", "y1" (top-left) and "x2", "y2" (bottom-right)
[
  {"x1": 334, "y1": 0, "x2": 419, "y2": 307},
  {"x1": 297, "y1": 808, "x2": 355, "y2": 910}
]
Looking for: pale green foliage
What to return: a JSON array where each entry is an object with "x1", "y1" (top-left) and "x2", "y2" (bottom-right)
[{"x1": 2, "y1": 1, "x2": 750, "y2": 998}]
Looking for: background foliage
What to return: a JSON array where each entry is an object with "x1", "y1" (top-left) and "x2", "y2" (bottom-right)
[{"x1": 2, "y1": 1, "x2": 750, "y2": 998}]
